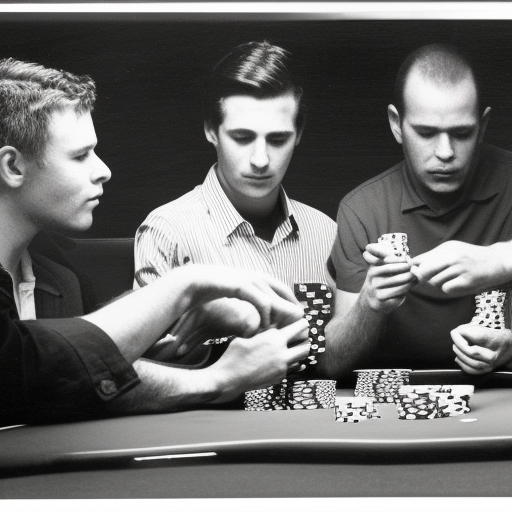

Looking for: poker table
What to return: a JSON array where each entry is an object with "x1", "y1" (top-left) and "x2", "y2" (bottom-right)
[{"x1": 2, "y1": 371, "x2": 512, "y2": 498}]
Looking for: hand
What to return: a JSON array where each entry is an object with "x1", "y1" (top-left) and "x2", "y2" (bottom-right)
[
  {"x1": 412, "y1": 241, "x2": 511, "y2": 296},
  {"x1": 361, "y1": 243, "x2": 416, "y2": 313},
  {"x1": 451, "y1": 324, "x2": 512, "y2": 374},
  {"x1": 177, "y1": 265, "x2": 303, "y2": 331},
  {"x1": 209, "y1": 318, "x2": 310, "y2": 403}
]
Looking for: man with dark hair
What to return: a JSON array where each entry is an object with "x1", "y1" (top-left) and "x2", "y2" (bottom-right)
[
  {"x1": 0, "y1": 57, "x2": 310, "y2": 425},
  {"x1": 323, "y1": 43, "x2": 512, "y2": 378},
  {"x1": 134, "y1": 41, "x2": 336, "y2": 365}
]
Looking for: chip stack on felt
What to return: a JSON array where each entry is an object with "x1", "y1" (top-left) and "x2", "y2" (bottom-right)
[
  {"x1": 354, "y1": 369, "x2": 411, "y2": 403},
  {"x1": 377, "y1": 232, "x2": 411, "y2": 262},
  {"x1": 244, "y1": 379, "x2": 336, "y2": 411},
  {"x1": 286, "y1": 380, "x2": 336, "y2": 410},
  {"x1": 396, "y1": 385, "x2": 474, "y2": 420},
  {"x1": 334, "y1": 397, "x2": 381, "y2": 423},
  {"x1": 294, "y1": 282, "x2": 333, "y2": 367},
  {"x1": 244, "y1": 380, "x2": 288, "y2": 411},
  {"x1": 470, "y1": 290, "x2": 508, "y2": 329}
]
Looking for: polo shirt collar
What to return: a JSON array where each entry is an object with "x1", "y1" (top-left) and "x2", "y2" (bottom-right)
[
  {"x1": 201, "y1": 165, "x2": 299, "y2": 242},
  {"x1": 400, "y1": 145, "x2": 498, "y2": 214}
]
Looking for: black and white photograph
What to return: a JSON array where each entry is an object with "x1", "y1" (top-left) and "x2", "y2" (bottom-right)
[{"x1": 1, "y1": 2, "x2": 512, "y2": 506}]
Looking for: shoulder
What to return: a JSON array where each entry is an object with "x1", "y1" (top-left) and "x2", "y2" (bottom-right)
[
  {"x1": 289, "y1": 199, "x2": 336, "y2": 229},
  {"x1": 481, "y1": 143, "x2": 512, "y2": 169},
  {"x1": 138, "y1": 185, "x2": 206, "y2": 230},
  {"x1": 342, "y1": 161, "x2": 404, "y2": 207}
]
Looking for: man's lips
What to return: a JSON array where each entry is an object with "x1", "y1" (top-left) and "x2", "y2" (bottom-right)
[
  {"x1": 429, "y1": 168, "x2": 459, "y2": 177},
  {"x1": 244, "y1": 175, "x2": 272, "y2": 181}
]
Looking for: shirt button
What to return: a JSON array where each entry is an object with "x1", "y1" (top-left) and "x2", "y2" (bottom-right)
[{"x1": 99, "y1": 379, "x2": 118, "y2": 395}]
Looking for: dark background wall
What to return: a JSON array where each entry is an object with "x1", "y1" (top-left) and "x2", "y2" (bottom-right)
[{"x1": 3, "y1": 14, "x2": 512, "y2": 237}]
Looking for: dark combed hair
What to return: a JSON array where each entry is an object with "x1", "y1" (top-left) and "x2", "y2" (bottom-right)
[
  {"x1": 204, "y1": 41, "x2": 305, "y2": 130},
  {"x1": 0, "y1": 57, "x2": 96, "y2": 160},
  {"x1": 394, "y1": 43, "x2": 484, "y2": 116}
]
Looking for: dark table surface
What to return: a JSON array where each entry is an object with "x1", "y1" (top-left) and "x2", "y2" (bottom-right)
[{"x1": 2, "y1": 372, "x2": 512, "y2": 498}]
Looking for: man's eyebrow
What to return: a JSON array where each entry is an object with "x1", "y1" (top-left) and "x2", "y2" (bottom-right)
[
  {"x1": 411, "y1": 123, "x2": 477, "y2": 130},
  {"x1": 226, "y1": 129, "x2": 295, "y2": 136},
  {"x1": 69, "y1": 143, "x2": 96, "y2": 154}
]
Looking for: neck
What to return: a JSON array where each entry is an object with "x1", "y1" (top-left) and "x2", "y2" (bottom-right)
[
  {"x1": 0, "y1": 199, "x2": 38, "y2": 275},
  {"x1": 243, "y1": 201, "x2": 283, "y2": 243}
]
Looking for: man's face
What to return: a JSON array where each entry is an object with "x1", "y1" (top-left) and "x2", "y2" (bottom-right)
[
  {"x1": 205, "y1": 93, "x2": 302, "y2": 210},
  {"x1": 389, "y1": 69, "x2": 488, "y2": 202},
  {"x1": 22, "y1": 107, "x2": 111, "y2": 232}
]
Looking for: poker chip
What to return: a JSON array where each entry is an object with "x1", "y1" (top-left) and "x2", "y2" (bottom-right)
[
  {"x1": 287, "y1": 380, "x2": 336, "y2": 410},
  {"x1": 294, "y1": 283, "x2": 333, "y2": 368},
  {"x1": 334, "y1": 397, "x2": 381, "y2": 423},
  {"x1": 354, "y1": 369, "x2": 411, "y2": 403},
  {"x1": 470, "y1": 290, "x2": 507, "y2": 330},
  {"x1": 244, "y1": 380, "x2": 288, "y2": 411},
  {"x1": 377, "y1": 233, "x2": 411, "y2": 262},
  {"x1": 244, "y1": 379, "x2": 336, "y2": 411},
  {"x1": 396, "y1": 385, "x2": 474, "y2": 420}
]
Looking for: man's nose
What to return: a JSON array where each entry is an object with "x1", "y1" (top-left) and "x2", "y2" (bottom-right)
[
  {"x1": 435, "y1": 133, "x2": 455, "y2": 161},
  {"x1": 250, "y1": 139, "x2": 270, "y2": 168},
  {"x1": 92, "y1": 154, "x2": 112, "y2": 184}
]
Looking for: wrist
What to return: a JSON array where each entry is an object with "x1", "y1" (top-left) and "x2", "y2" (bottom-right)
[{"x1": 490, "y1": 242, "x2": 512, "y2": 287}]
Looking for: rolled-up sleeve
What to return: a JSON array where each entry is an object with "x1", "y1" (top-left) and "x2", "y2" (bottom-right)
[{"x1": 1, "y1": 312, "x2": 139, "y2": 425}]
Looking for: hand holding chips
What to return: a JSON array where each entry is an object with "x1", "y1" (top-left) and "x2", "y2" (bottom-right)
[
  {"x1": 361, "y1": 233, "x2": 416, "y2": 312},
  {"x1": 451, "y1": 323, "x2": 512, "y2": 374}
]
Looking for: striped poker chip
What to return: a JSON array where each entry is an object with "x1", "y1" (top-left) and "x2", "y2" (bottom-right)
[
  {"x1": 293, "y1": 283, "x2": 333, "y2": 368},
  {"x1": 244, "y1": 380, "x2": 288, "y2": 411},
  {"x1": 335, "y1": 397, "x2": 381, "y2": 423},
  {"x1": 287, "y1": 379, "x2": 336, "y2": 410},
  {"x1": 354, "y1": 369, "x2": 411, "y2": 403},
  {"x1": 377, "y1": 233, "x2": 411, "y2": 262},
  {"x1": 471, "y1": 290, "x2": 507, "y2": 329},
  {"x1": 245, "y1": 379, "x2": 336, "y2": 411},
  {"x1": 397, "y1": 385, "x2": 474, "y2": 419}
]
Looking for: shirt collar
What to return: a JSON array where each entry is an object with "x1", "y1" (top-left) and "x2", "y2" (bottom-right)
[
  {"x1": 400, "y1": 144, "x2": 498, "y2": 214},
  {"x1": 201, "y1": 165, "x2": 299, "y2": 242}
]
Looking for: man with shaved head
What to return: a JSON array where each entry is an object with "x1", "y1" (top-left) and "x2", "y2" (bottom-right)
[{"x1": 321, "y1": 43, "x2": 512, "y2": 378}]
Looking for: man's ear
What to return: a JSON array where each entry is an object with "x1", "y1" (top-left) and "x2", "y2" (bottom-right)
[
  {"x1": 478, "y1": 106, "x2": 491, "y2": 143},
  {"x1": 204, "y1": 121, "x2": 218, "y2": 146},
  {"x1": 0, "y1": 146, "x2": 26, "y2": 189},
  {"x1": 387, "y1": 104, "x2": 403, "y2": 144},
  {"x1": 294, "y1": 123, "x2": 304, "y2": 146}
]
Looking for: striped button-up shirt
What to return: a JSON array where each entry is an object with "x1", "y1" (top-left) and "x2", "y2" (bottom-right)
[{"x1": 134, "y1": 166, "x2": 336, "y2": 291}]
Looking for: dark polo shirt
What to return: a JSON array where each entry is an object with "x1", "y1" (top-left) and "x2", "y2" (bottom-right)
[{"x1": 330, "y1": 143, "x2": 512, "y2": 369}]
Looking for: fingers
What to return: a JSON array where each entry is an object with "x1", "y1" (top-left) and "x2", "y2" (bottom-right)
[
  {"x1": 281, "y1": 318, "x2": 310, "y2": 346},
  {"x1": 451, "y1": 327, "x2": 496, "y2": 373},
  {"x1": 286, "y1": 339, "x2": 311, "y2": 371},
  {"x1": 270, "y1": 298, "x2": 305, "y2": 329}
]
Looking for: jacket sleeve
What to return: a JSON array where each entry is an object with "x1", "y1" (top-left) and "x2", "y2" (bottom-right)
[{"x1": 0, "y1": 311, "x2": 139, "y2": 425}]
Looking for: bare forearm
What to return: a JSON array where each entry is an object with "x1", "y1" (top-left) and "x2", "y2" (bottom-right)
[
  {"x1": 83, "y1": 268, "x2": 198, "y2": 363},
  {"x1": 319, "y1": 298, "x2": 386, "y2": 379}
]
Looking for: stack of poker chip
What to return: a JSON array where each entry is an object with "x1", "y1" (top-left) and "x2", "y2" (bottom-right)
[
  {"x1": 244, "y1": 380, "x2": 288, "y2": 411},
  {"x1": 294, "y1": 283, "x2": 333, "y2": 367},
  {"x1": 396, "y1": 385, "x2": 474, "y2": 420},
  {"x1": 286, "y1": 379, "x2": 336, "y2": 410},
  {"x1": 334, "y1": 397, "x2": 381, "y2": 423},
  {"x1": 470, "y1": 290, "x2": 508, "y2": 330},
  {"x1": 377, "y1": 232, "x2": 411, "y2": 262},
  {"x1": 244, "y1": 379, "x2": 336, "y2": 412},
  {"x1": 354, "y1": 369, "x2": 411, "y2": 403}
]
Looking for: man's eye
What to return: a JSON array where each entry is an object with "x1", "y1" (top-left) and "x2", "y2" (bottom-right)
[
  {"x1": 418, "y1": 131, "x2": 435, "y2": 139},
  {"x1": 232, "y1": 136, "x2": 252, "y2": 144},
  {"x1": 453, "y1": 131, "x2": 473, "y2": 140},
  {"x1": 268, "y1": 137, "x2": 289, "y2": 147},
  {"x1": 74, "y1": 152, "x2": 89, "y2": 161}
]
